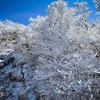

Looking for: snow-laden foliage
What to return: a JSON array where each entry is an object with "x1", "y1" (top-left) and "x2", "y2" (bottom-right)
[
  {"x1": 93, "y1": 0, "x2": 100, "y2": 11},
  {"x1": 0, "y1": 0, "x2": 100, "y2": 100},
  {"x1": 0, "y1": 20, "x2": 26, "y2": 50}
]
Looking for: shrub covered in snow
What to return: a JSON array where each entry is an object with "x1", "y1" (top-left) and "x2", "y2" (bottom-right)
[{"x1": 0, "y1": 0, "x2": 100, "y2": 100}]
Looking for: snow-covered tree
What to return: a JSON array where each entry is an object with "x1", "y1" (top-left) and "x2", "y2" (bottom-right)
[
  {"x1": 13, "y1": 0, "x2": 99, "y2": 97},
  {"x1": 93, "y1": 0, "x2": 100, "y2": 11},
  {"x1": 0, "y1": 20, "x2": 26, "y2": 50},
  {"x1": 0, "y1": 0, "x2": 100, "y2": 99}
]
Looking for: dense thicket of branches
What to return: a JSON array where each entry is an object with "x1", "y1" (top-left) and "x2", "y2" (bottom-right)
[{"x1": 0, "y1": 0, "x2": 100, "y2": 100}]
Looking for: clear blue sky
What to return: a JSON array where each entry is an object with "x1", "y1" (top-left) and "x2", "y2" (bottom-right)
[{"x1": 0, "y1": 0, "x2": 98, "y2": 25}]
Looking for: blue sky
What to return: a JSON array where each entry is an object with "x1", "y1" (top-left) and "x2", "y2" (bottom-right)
[{"x1": 0, "y1": 0, "x2": 98, "y2": 25}]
